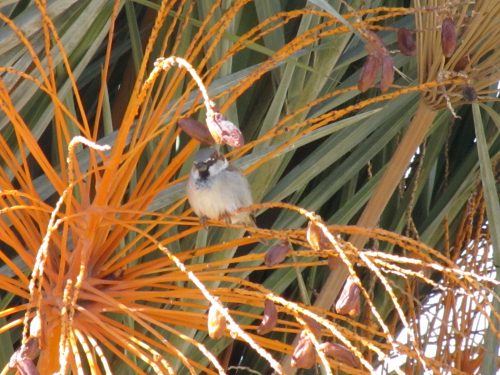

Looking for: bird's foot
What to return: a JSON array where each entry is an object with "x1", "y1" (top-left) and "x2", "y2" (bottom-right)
[
  {"x1": 200, "y1": 216, "x2": 208, "y2": 228},
  {"x1": 219, "y1": 212, "x2": 232, "y2": 225}
]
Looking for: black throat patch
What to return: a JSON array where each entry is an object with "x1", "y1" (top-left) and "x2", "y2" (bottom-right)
[{"x1": 199, "y1": 169, "x2": 209, "y2": 180}]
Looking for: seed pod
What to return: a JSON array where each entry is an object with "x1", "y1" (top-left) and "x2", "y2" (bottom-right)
[
  {"x1": 22, "y1": 338, "x2": 40, "y2": 360},
  {"x1": 379, "y1": 55, "x2": 394, "y2": 93},
  {"x1": 302, "y1": 315, "x2": 323, "y2": 337},
  {"x1": 207, "y1": 304, "x2": 226, "y2": 339},
  {"x1": 10, "y1": 358, "x2": 38, "y2": 375},
  {"x1": 363, "y1": 30, "x2": 387, "y2": 56},
  {"x1": 219, "y1": 119, "x2": 245, "y2": 148},
  {"x1": 441, "y1": 17, "x2": 457, "y2": 58},
  {"x1": 178, "y1": 118, "x2": 215, "y2": 145},
  {"x1": 320, "y1": 342, "x2": 360, "y2": 368},
  {"x1": 8, "y1": 338, "x2": 40, "y2": 370},
  {"x1": 335, "y1": 276, "x2": 361, "y2": 317},
  {"x1": 8, "y1": 339, "x2": 40, "y2": 375},
  {"x1": 207, "y1": 112, "x2": 245, "y2": 148},
  {"x1": 358, "y1": 54, "x2": 380, "y2": 92},
  {"x1": 264, "y1": 242, "x2": 290, "y2": 266},
  {"x1": 397, "y1": 28, "x2": 416, "y2": 56},
  {"x1": 454, "y1": 55, "x2": 470, "y2": 72},
  {"x1": 291, "y1": 331, "x2": 316, "y2": 369},
  {"x1": 306, "y1": 221, "x2": 329, "y2": 251},
  {"x1": 257, "y1": 299, "x2": 278, "y2": 335}
]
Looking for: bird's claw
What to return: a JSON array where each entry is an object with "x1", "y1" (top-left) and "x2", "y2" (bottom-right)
[
  {"x1": 200, "y1": 216, "x2": 208, "y2": 228},
  {"x1": 219, "y1": 212, "x2": 232, "y2": 225}
]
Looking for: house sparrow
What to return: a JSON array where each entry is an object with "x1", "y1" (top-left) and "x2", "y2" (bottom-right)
[{"x1": 187, "y1": 148, "x2": 256, "y2": 227}]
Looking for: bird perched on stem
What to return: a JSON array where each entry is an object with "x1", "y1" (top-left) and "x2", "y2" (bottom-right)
[{"x1": 187, "y1": 148, "x2": 256, "y2": 227}]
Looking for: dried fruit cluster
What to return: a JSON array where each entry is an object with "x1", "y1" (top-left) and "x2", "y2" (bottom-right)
[
  {"x1": 359, "y1": 14, "x2": 459, "y2": 94},
  {"x1": 257, "y1": 299, "x2": 278, "y2": 335},
  {"x1": 264, "y1": 241, "x2": 290, "y2": 266},
  {"x1": 204, "y1": 215, "x2": 365, "y2": 369},
  {"x1": 358, "y1": 31, "x2": 394, "y2": 93},
  {"x1": 178, "y1": 109, "x2": 244, "y2": 148},
  {"x1": 206, "y1": 108, "x2": 245, "y2": 148},
  {"x1": 335, "y1": 276, "x2": 361, "y2": 317},
  {"x1": 178, "y1": 117, "x2": 215, "y2": 146},
  {"x1": 398, "y1": 16, "x2": 458, "y2": 60},
  {"x1": 291, "y1": 331, "x2": 360, "y2": 369}
]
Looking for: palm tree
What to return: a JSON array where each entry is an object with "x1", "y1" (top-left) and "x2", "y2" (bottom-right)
[{"x1": 0, "y1": 1, "x2": 498, "y2": 374}]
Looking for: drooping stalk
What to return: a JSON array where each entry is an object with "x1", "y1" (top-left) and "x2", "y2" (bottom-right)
[
  {"x1": 282, "y1": 100, "x2": 437, "y2": 373},
  {"x1": 315, "y1": 100, "x2": 437, "y2": 309}
]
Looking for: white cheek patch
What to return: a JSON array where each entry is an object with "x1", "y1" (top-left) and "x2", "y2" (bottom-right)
[
  {"x1": 208, "y1": 159, "x2": 228, "y2": 176},
  {"x1": 191, "y1": 168, "x2": 200, "y2": 180}
]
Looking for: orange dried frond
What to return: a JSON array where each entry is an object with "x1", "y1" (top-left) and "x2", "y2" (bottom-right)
[
  {"x1": 77, "y1": 196, "x2": 491, "y2": 372},
  {"x1": 0, "y1": 84, "x2": 64, "y2": 195},
  {"x1": 0, "y1": 12, "x2": 50, "y2": 88}
]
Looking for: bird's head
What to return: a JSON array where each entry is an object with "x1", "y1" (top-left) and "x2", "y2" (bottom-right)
[{"x1": 192, "y1": 148, "x2": 228, "y2": 180}]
